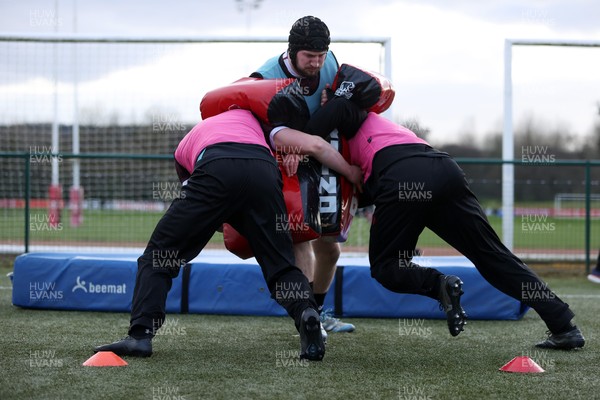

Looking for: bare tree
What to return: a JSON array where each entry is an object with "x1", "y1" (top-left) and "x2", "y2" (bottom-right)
[{"x1": 397, "y1": 117, "x2": 431, "y2": 141}]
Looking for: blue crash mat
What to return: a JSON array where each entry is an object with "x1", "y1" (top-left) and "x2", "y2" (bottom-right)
[{"x1": 12, "y1": 252, "x2": 528, "y2": 320}]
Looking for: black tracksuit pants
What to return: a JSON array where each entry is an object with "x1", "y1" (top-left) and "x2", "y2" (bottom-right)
[
  {"x1": 129, "y1": 145, "x2": 316, "y2": 334},
  {"x1": 368, "y1": 148, "x2": 574, "y2": 333}
]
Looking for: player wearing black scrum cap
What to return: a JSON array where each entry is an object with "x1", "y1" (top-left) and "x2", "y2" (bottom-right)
[
  {"x1": 252, "y1": 17, "x2": 357, "y2": 338},
  {"x1": 251, "y1": 16, "x2": 337, "y2": 114}
]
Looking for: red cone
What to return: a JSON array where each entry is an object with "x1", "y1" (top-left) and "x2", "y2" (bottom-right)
[
  {"x1": 83, "y1": 351, "x2": 128, "y2": 367},
  {"x1": 499, "y1": 356, "x2": 544, "y2": 373}
]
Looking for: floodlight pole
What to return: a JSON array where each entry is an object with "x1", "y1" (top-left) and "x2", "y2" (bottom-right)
[{"x1": 235, "y1": 0, "x2": 262, "y2": 32}]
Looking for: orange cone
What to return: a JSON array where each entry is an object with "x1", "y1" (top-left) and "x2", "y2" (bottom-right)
[
  {"x1": 499, "y1": 356, "x2": 544, "y2": 373},
  {"x1": 83, "y1": 351, "x2": 128, "y2": 367}
]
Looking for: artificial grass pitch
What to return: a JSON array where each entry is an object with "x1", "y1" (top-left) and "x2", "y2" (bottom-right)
[{"x1": 1, "y1": 263, "x2": 599, "y2": 399}]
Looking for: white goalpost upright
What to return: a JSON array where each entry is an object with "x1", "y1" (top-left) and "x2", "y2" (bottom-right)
[{"x1": 502, "y1": 38, "x2": 600, "y2": 250}]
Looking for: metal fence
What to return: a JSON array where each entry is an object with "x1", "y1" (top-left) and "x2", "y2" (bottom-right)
[{"x1": 1, "y1": 151, "x2": 599, "y2": 271}]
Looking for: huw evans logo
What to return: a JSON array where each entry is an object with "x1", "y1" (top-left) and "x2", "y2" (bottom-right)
[
  {"x1": 72, "y1": 276, "x2": 127, "y2": 294},
  {"x1": 29, "y1": 281, "x2": 63, "y2": 301}
]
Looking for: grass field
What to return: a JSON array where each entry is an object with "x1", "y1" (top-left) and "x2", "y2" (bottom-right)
[
  {"x1": 1, "y1": 257, "x2": 599, "y2": 400},
  {"x1": 2, "y1": 208, "x2": 599, "y2": 253}
]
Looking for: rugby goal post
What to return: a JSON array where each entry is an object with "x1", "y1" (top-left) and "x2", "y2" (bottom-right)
[
  {"x1": 0, "y1": 33, "x2": 391, "y2": 251},
  {"x1": 502, "y1": 38, "x2": 600, "y2": 251},
  {"x1": 554, "y1": 193, "x2": 600, "y2": 217}
]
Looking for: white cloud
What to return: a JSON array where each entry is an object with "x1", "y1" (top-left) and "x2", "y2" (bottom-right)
[{"x1": 351, "y1": 2, "x2": 600, "y2": 143}]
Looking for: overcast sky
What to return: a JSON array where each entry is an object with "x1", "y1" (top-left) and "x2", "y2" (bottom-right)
[{"x1": 1, "y1": 0, "x2": 599, "y2": 146}]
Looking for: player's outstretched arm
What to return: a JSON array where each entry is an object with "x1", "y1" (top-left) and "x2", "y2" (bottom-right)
[{"x1": 274, "y1": 128, "x2": 363, "y2": 192}]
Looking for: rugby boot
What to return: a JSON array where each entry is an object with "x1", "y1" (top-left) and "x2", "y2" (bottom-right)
[
  {"x1": 299, "y1": 308, "x2": 325, "y2": 361},
  {"x1": 438, "y1": 275, "x2": 467, "y2": 337},
  {"x1": 536, "y1": 326, "x2": 585, "y2": 350},
  {"x1": 94, "y1": 336, "x2": 152, "y2": 357}
]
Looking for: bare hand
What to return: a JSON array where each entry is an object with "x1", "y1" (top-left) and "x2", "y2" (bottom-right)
[
  {"x1": 321, "y1": 84, "x2": 331, "y2": 106},
  {"x1": 282, "y1": 153, "x2": 302, "y2": 176}
]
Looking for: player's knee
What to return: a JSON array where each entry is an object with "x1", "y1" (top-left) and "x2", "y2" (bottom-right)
[
  {"x1": 293, "y1": 241, "x2": 315, "y2": 277},
  {"x1": 294, "y1": 241, "x2": 314, "y2": 260},
  {"x1": 313, "y1": 240, "x2": 340, "y2": 266},
  {"x1": 370, "y1": 263, "x2": 399, "y2": 292}
]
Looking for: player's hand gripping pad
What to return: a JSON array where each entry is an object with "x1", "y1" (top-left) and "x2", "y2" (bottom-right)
[
  {"x1": 316, "y1": 130, "x2": 358, "y2": 242},
  {"x1": 331, "y1": 64, "x2": 395, "y2": 114},
  {"x1": 223, "y1": 162, "x2": 322, "y2": 259},
  {"x1": 200, "y1": 77, "x2": 310, "y2": 130}
]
